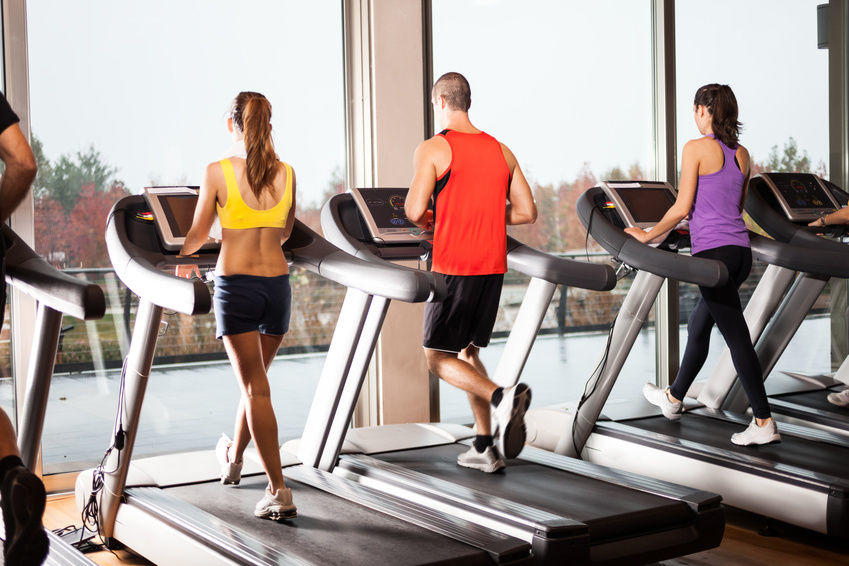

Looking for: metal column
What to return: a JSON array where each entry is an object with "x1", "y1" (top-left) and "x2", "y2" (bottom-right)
[
  {"x1": 556, "y1": 271, "x2": 665, "y2": 457},
  {"x1": 17, "y1": 303, "x2": 63, "y2": 470},
  {"x1": 99, "y1": 300, "x2": 162, "y2": 539}
]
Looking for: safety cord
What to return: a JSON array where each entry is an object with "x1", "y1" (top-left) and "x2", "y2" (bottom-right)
[{"x1": 80, "y1": 355, "x2": 129, "y2": 551}]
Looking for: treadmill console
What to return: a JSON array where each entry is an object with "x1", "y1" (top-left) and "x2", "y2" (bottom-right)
[
  {"x1": 599, "y1": 181, "x2": 677, "y2": 228},
  {"x1": 144, "y1": 187, "x2": 218, "y2": 252},
  {"x1": 758, "y1": 173, "x2": 840, "y2": 223},
  {"x1": 349, "y1": 187, "x2": 433, "y2": 244}
]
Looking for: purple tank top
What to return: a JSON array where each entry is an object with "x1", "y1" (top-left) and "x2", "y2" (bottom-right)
[{"x1": 689, "y1": 135, "x2": 750, "y2": 254}]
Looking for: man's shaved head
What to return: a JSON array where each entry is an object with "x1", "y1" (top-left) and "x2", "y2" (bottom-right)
[{"x1": 433, "y1": 72, "x2": 471, "y2": 112}]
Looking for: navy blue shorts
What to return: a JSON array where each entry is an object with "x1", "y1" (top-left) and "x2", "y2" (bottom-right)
[
  {"x1": 213, "y1": 274, "x2": 291, "y2": 339},
  {"x1": 423, "y1": 274, "x2": 503, "y2": 353}
]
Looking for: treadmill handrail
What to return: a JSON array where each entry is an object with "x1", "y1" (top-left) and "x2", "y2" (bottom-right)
[
  {"x1": 289, "y1": 218, "x2": 439, "y2": 303},
  {"x1": 577, "y1": 187, "x2": 729, "y2": 287},
  {"x1": 749, "y1": 233, "x2": 849, "y2": 279},
  {"x1": 107, "y1": 199, "x2": 211, "y2": 315},
  {"x1": 324, "y1": 192, "x2": 616, "y2": 293},
  {"x1": 746, "y1": 175, "x2": 849, "y2": 255},
  {"x1": 3, "y1": 226, "x2": 105, "y2": 320},
  {"x1": 505, "y1": 237, "x2": 617, "y2": 291}
]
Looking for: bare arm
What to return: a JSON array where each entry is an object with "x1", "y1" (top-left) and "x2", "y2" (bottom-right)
[
  {"x1": 405, "y1": 140, "x2": 437, "y2": 228},
  {"x1": 738, "y1": 146, "x2": 750, "y2": 213},
  {"x1": 281, "y1": 168, "x2": 296, "y2": 242},
  {"x1": 502, "y1": 144, "x2": 536, "y2": 225},
  {"x1": 626, "y1": 141, "x2": 698, "y2": 243},
  {"x1": 812, "y1": 205, "x2": 849, "y2": 226},
  {"x1": 0, "y1": 124, "x2": 37, "y2": 223},
  {"x1": 179, "y1": 163, "x2": 219, "y2": 256}
]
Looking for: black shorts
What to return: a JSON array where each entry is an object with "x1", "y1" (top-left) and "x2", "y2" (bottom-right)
[
  {"x1": 213, "y1": 274, "x2": 291, "y2": 339},
  {"x1": 423, "y1": 274, "x2": 503, "y2": 353}
]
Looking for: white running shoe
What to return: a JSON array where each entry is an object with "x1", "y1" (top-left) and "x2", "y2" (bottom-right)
[
  {"x1": 493, "y1": 383, "x2": 532, "y2": 459},
  {"x1": 254, "y1": 485, "x2": 297, "y2": 521},
  {"x1": 730, "y1": 418, "x2": 781, "y2": 446},
  {"x1": 827, "y1": 388, "x2": 849, "y2": 408},
  {"x1": 642, "y1": 383, "x2": 684, "y2": 421},
  {"x1": 457, "y1": 446, "x2": 505, "y2": 474},
  {"x1": 215, "y1": 434, "x2": 242, "y2": 486}
]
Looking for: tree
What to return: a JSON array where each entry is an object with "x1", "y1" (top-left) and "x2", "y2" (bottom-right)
[
  {"x1": 299, "y1": 165, "x2": 346, "y2": 234},
  {"x1": 47, "y1": 145, "x2": 119, "y2": 210}
]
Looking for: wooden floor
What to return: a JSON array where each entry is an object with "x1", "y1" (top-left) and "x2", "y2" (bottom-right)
[{"x1": 45, "y1": 495, "x2": 848, "y2": 566}]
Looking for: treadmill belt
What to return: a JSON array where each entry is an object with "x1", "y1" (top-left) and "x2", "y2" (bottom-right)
[
  {"x1": 374, "y1": 444, "x2": 692, "y2": 542},
  {"x1": 625, "y1": 415, "x2": 849, "y2": 479},
  {"x1": 772, "y1": 389, "x2": 849, "y2": 414},
  {"x1": 169, "y1": 475, "x2": 492, "y2": 566}
]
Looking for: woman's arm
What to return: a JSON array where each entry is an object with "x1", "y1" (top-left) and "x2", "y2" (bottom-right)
[
  {"x1": 810, "y1": 206, "x2": 849, "y2": 227},
  {"x1": 625, "y1": 141, "x2": 699, "y2": 244},
  {"x1": 281, "y1": 168, "x2": 296, "y2": 243},
  {"x1": 179, "y1": 163, "x2": 219, "y2": 257}
]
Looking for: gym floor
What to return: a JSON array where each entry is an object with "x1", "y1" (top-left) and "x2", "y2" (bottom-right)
[{"x1": 44, "y1": 494, "x2": 849, "y2": 566}]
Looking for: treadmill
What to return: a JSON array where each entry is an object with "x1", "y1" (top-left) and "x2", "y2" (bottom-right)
[
  {"x1": 695, "y1": 173, "x2": 849, "y2": 436},
  {"x1": 290, "y1": 190, "x2": 725, "y2": 565},
  {"x1": 524, "y1": 180, "x2": 849, "y2": 537},
  {"x1": 0, "y1": 225, "x2": 104, "y2": 566},
  {"x1": 76, "y1": 190, "x2": 533, "y2": 566}
]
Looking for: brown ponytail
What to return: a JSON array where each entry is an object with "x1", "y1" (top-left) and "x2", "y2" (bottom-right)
[
  {"x1": 230, "y1": 91, "x2": 280, "y2": 198},
  {"x1": 693, "y1": 83, "x2": 742, "y2": 148}
]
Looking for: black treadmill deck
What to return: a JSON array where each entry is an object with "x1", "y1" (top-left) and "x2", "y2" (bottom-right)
[
  {"x1": 772, "y1": 388, "x2": 849, "y2": 414},
  {"x1": 168, "y1": 475, "x2": 494, "y2": 566},
  {"x1": 621, "y1": 414, "x2": 849, "y2": 481},
  {"x1": 373, "y1": 444, "x2": 694, "y2": 542}
]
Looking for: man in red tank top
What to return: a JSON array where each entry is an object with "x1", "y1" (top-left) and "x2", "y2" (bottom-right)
[{"x1": 406, "y1": 72, "x2": 537, "y2": 471}]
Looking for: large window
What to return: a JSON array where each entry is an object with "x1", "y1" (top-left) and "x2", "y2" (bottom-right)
[
  {"x1": 675, "y1": 0, "x2": 833, "y2": 385},
  {"x1": 430, "y1": 0, "x2": 657, "y2": 422},
  {"x1": 28, "y1": 0, "x2": 346, "y2": 474}
]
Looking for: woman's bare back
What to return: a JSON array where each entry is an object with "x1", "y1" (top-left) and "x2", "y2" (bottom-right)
[{"x1": 214, "y1": 158, "x2": 292, "y2": 277}]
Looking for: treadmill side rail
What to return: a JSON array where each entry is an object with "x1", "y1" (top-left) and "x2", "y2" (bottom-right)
[
  {"x1": 516, "y1": 445, "x2": 721, "y2": 512},
  {"x1": 126, "y1": 487, "x2": 314, "y2": 566}
]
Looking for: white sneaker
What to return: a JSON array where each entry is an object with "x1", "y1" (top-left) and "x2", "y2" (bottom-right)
[
  {"x1": 642, "y1": 383, "x2": 684, "y2": 421},
  {"x1": 730, "y1": 418, "x2": 781, "y2": 446},
  {"x1": 254, "y1": 485, "x2": 297, "y2": 521},
  {"x1": 827, "y1": 388, "x2": 849, "y2": 408},
  {"x1": 493, "y1": 383, "x2": 532, "y2": 459},
  {"x1": 215, "y1": 434, "x2": 242, "y2": 486},
  {"x1": 457, "y1": 446, "x2": 505, "y2": 474}
]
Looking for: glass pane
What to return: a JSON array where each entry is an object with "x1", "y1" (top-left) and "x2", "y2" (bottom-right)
[
  {"x1": 431, "y1": 0, "x2": 656, "y2": 423},
  {"x1": 27, "y1": 0, "x2": 345, "y2": 474},
  {"x1": 0, "y1": 302, "x2": 13, "y2": 432},
  {"x1": 675, "y1": 0, "x2": 832, "y2": 386}
]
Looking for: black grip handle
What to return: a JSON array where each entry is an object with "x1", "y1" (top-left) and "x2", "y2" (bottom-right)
[
  {"x1": 578, "y1": 187, "x2": 729, "y2": 287},
  {"x1": 505, "y1": 237, "x2": 616, "y2": 291}
]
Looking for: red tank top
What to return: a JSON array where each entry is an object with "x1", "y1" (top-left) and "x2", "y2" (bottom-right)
[{"x1": 431, "y1": 129, "x2": 510, "y2": 275}]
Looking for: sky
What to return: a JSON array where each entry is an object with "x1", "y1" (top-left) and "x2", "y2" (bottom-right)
[{"x1": 26, "y1": 0, "x2": 828, "y2": 206}]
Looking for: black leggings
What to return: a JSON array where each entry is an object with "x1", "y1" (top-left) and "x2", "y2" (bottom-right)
[{"x1": 669, "y1": 245, "x2": 771, "y2": 419}]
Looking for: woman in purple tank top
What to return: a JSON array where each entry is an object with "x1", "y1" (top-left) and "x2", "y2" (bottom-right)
[{"x1": 626, "y1": 84, "x2": 780, "y2": 446}]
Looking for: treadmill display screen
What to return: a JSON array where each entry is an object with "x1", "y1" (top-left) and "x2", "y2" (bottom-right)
[
  {"x1": 356, "y1": 188, "x2": 418, "y2": 229},
  {"x1": 614, "y1": 187, "x2": 675, "y2": 223},
  {"x1": 770, "y1": 173, "x2": 835, "y2": 211},
  {"x1": 160, "y1": 195, "x2": 199, "y2": 238}
]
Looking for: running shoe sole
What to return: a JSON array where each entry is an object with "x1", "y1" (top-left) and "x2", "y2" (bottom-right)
[
  {"x1": 457, "y1": 456, "x2": 505, "y2": 474},
  {"x1": 500, "y1": 384, "x2": 532, "y2": 459},
  {"x1": 2, "y1": 467, "x2": 49, "y2": 566},
  {"x1": 255, "y1": 508, "x2": 298, "y2": 521}
]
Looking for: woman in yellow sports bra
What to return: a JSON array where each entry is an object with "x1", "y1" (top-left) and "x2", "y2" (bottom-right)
[{"x1": 177, "y1": 91, "x2": 297, "y2": 520}]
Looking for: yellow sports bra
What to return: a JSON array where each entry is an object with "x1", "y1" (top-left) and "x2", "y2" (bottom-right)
[{"x1": 216, "y1": 158, "x2": 293, "y2": 230}]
